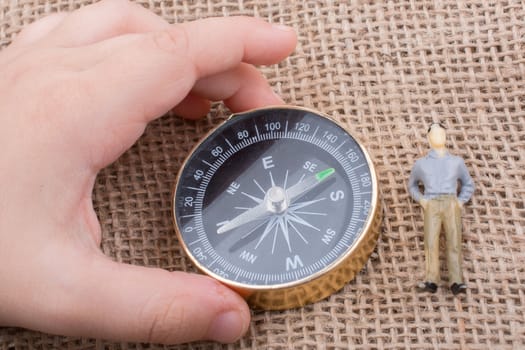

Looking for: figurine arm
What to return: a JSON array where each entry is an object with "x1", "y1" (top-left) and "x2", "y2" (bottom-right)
[
  {"x1": 457, "y1": 159, "x2": 474, "y2": 204},
  {"x1": 408, "y1": 162, "x2": 424, "y2": 202}
]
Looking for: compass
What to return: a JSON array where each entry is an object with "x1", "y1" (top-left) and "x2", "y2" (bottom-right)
[{"x1": 173, "y1": 106, "x2": 381, "y2": 310}]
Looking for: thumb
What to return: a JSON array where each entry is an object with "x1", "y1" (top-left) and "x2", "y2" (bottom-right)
[{"x1": 68, "y1": 255, "x2": 251, "y2": 344}]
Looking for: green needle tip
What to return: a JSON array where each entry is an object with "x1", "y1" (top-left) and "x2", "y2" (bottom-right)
[{"x1": 316, "y1": 168, "x2": 335, "y2": 181}]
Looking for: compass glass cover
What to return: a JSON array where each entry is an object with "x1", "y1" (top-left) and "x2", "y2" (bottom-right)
[{"x1": 174, "y1": 108, "x2": 375, "y2": 287}]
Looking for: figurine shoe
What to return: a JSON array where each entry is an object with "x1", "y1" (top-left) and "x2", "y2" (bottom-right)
[
  {"x1": 450, "y1": 283, "x2": 467, "y2": 295},
  {"x1": 417, "y1": 281, "x2": 438, "y2": 293}
]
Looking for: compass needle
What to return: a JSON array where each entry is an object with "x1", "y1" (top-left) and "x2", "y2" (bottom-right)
[
  {"x1": 174, "y1": 106, "x2": 380, "y2": 310},
  {"x1": 217, "y1": 202, "x2": 269, "y2": 234},
  {"x1": 289, "y1": 197, "x2": 326, "y2": 210},
  {"x1": 241, "y1": 220, "x2": 269, "y2": 239},
  {"x1": 286, "y1": 168, "x2": 335, "y2": 203}
]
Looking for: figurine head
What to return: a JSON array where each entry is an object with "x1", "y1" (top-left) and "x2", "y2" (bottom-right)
[{"x1": 427, "y1": 122, "x2": 447, "y2": 150}]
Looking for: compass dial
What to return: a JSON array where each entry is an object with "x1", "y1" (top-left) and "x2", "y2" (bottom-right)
[{"x1": 173, "y1": 107, "x2": 380, "y2": 309}]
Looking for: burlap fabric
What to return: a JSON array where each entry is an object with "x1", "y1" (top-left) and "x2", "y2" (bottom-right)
[{"x1": 1, "y1": 0, "x2": 524, "y2": 349}]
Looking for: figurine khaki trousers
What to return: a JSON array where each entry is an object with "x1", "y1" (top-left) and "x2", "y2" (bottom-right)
[{"x1": 424, "y1": 195, "x2": 463, "y2": 285}]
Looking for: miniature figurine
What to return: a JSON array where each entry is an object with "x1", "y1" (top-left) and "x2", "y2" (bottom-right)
[{"x1": 408, "y1": 122, "x2": 474, "y2": 295}]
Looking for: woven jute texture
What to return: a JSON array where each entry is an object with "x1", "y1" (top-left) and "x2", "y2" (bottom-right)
[{"x1": 1, "y1": 0, "x2": 524, "y2": 349}]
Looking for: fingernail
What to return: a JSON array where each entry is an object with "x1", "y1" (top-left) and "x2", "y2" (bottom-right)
[{"x1": 207, "y1": 310, "x2": 248, "y2": 343}]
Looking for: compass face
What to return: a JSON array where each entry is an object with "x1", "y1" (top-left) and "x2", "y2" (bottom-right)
[{"x1": 174, "y1": 107, "x2": 377, "y2": 289}]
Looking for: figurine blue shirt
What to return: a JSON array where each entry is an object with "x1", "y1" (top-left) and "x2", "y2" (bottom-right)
[{"x1": 408, "y1": 150, "x2": 474, "y2": 203}]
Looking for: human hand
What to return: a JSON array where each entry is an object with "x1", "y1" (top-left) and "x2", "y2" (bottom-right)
[
  {"x1": 0, "y1": 0, "x2": 296, "y2": 344},
  {"x1": 419, "y1": 198, "x2": 428, "y2": 210}
]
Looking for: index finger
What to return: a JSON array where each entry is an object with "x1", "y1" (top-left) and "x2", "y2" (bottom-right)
[
  {"x1": 84, "y1": 16, "x2": 297, "y2": 120},
  {"x1": 85, "y1": 16, "x2": 296, "y2": 84},
  {"x1": 179, "y1": 16, "x2": 296, "y2": 77},
  {"x1": 79, "y1": 17, "x2": 296, "y2": 169}
]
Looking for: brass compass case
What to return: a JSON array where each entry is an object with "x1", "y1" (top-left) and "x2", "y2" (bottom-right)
[{"x1": 172, "y1": 106, "x2": 381, "y2": 310}]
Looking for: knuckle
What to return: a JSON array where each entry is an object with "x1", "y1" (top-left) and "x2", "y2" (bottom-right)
[
  {"x1": 97, "y1": 0, "x2": 140, "y2": 28},
  {"x1": 140, "y1": 292, "x2": 192, "y2": 344},
  {"x1": 150, "y1": 26, "x2": 189, "y2": 55}
]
